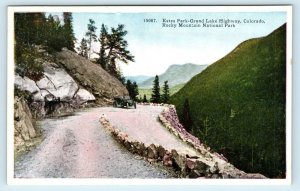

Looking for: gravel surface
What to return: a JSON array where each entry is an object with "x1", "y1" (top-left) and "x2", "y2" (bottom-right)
[
  {"x1": 14, "y1": 106, "x2": 172, "y2": 178},
  {"x1": 105, "y1": 105, "x2": 199, "y2": 156}
]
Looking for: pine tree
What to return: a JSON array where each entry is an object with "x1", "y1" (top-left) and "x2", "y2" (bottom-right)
[
  {"x1": 85, "y1": 19, "x2": 97, "y2": 59},
  {"x1": 151, "y1": 75, "x2": 160, "y2": 103},
  {"x1": 125, "y1": 80, "x2": 139, "y2": 100},
  {"x1": 105, "y1": 24, "x2": 134, "y2": 76},
  {"x1": 14, "y1": 13, "x2": 45, "y2": 77},
  {"x1": 77, "y1": 38, "x2": 88, "y2": 58},
  {"x1": 143, "y1": 94, "x2": 148, "y2": 103},
  {"x1": 162, "y1": 80, "x2": 170, "y2": 103},
  {"x1": 126, "y1": 80, "x2": 133, "y2": 98},
  {"x1": 132, "y1": 82, "x2": 139, "y2": 101},
  {"x1": 45, "y1": 14, "x2": 65, "y2": 52},
  {"x1": 97, "y1": 24, "x2": 108, "y2": 70},
  {"x1": 182, "y1": 98, "x2": 192, "y2": 132},
  {"x1": 63, "y1": 12, "x2": 76, "y2": 51},
  {"x1": 15, "y1": 13, "x2": 46, "y2": 46}
]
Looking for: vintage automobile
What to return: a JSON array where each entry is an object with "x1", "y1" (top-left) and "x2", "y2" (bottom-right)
[{"x1": 113, "y1": 96, "x2": 136, "y2": 109}]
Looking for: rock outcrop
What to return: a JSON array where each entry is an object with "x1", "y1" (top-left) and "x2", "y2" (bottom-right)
[
  {"x1": 15, "y1": 75, "x2": 44, "y2": 101},
  {"x1": 15, "y1": 61, "x2": 97, "y2": 118},
  {"x1": 36, "y1": 62, "x2": 79, "y2": 101},
  {"x1": 14, "y1": 97, "x2": 40, "y2": 153},
  {"x1": 15, "y1": 48, "x2": 128, "y2": 118},
  {"x1": 55, "y1": 48, "x2": 128, "y2": 103},
  {"x1": 15, "y1": 62, "x2": 95, "y2": 103}
]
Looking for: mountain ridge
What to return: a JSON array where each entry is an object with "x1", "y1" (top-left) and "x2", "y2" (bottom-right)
[
  {"x1": 125, "y1": 75, "x2": 151, "y2": 84},
  {"x1": 138, "y1": 63, "x2": 208, "y2": 88}
]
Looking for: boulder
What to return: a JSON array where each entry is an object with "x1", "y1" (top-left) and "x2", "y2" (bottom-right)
[
  {"x1": 186, "y1": 158, "x2": 197, "y2": 170},
  {"x1": 15, "y1": 61, "x2": 97, "y2": 117},
  {"x1": 194, "y1": 159, "x2": 209, "y2": 174},
  {"x1": 15, "y1": 75, "x2": 39, "y2": 94},
  {"x1": 171, "y1": 150, "x2": 187, "y2": 173},
  {"x1": 14, "y1": 75, "x2": 43, "y2": 101},
  {"x1": 132, "y1": 141, "x2": 145, "y2": 155},
  {"x1": 36, "y1": 64, "x2": 79, "y2": 101},
  {"x1": 163, "y1": 151, "x2": 173, "y2": 167},
  {"x1": 15, "y1": 64, "x2": 81, "y2": 103},
  {"x1": 209, "y1": 162, "x2": 219, "y2": 174},
  {"x1": 75, "y1": 88, "x2": 95, "y2": 102},
  {"x1": 147, "y1": 144, "x2": 158, "y2": 159},
  {"x1": 157, "y1": 145, "x2": 166, "y2": 158},
  {"x1": 55, "y1": 49, "x2": 128, "y2": 101},
  {"x1": 124, "y1": 140, "x2": 132, "y2": 150}
]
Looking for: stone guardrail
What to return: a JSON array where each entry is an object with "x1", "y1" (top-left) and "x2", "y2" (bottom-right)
[{"x1": 99, "y1": 103, "x2": 267, "y2": 179}]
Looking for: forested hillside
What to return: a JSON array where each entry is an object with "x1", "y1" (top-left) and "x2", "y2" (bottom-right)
[{"x1": 170, "y1": 24, "x2": 286, "y2": 178}]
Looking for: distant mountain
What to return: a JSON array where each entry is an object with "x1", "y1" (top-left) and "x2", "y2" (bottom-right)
[
  {"x1": 170, "y1": 24, "x2": 287, "y2": 178},
  {"x1": 139, "y1": 63, "x2": 208, "y2": 88},
  {"x1": 125, "y1": 75, "x2": 151, "y2": 84}
]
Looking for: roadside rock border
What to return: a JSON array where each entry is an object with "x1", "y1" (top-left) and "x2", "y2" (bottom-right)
[{"x1": 99, "y1": 104, "x2": 267, "y2": 179}]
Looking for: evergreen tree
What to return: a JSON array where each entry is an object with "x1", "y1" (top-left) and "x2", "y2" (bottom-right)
[
  {"x1": 151, "y1": 75, "x2": 160, "y2": 103},
  {"x1": 77, "y1": 38, "x2": 88, "y2": 58},
  {"x1": 97, "y1": 24, "x2": 108, "y2": 70},
  {"x1": 143, "y1": 94, "x2": 148, "y2": 103},
  {"x1": 182, "y1": 98, "x2": 192, "y2": 132},
  {"x1": 162, "y1": 80, "x2": 170, "y2": 103},
  {"x1": 14, "y1": 12, "x2": 75, "y2": 78},
  {"x1": 125, "y1": 80, "x2": 139, "y2": 100},
  {"x1": 126, "y1": 80, "x2": 133, "y2": 98},
  {"x1": 105, "y1": 24, "x2": 134, "y2": 76},
  {"x1": 85, "y1": 19, "x2": 97, "y2": 59},
  {"x1": 15, "y1": 13, "x2": 46, "y2": 46},
  {"x1": 63, "y1": 12, "x2": 76, "y2": 51},
  {"x1": 132, "y1": 82, "x2": 139, "y2": 101},
  {"x1": 45, "y1": 14, "x2": 66, "y2": 52},
  {"x1": 14, "y1": 13, "x2": 45, "y2": 77}
]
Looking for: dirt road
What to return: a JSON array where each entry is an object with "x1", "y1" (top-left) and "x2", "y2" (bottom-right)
[{"x1": 14, "y1": 106, "x2": 172, "y2": 178}]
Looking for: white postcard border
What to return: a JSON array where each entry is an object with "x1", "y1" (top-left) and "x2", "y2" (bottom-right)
[{"x1": 7, "y1": 5, "x2": 293, "y2": 186}]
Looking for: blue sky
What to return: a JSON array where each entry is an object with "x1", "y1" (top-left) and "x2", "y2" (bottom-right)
[{"x1": 71, "y1": 12, "x2": 286, "y2": 76}]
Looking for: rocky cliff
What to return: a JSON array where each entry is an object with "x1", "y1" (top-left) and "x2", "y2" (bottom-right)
[
  {"x1": 15, "y1": 48, "x2": 128, "y2": 118},
  {"x1": 15, "y1": 61, "x2": 96, "y2": 118},
  {"x1": 14, "y1": 97, "x2": 40, "y2": 154},
  {"x1": 55, "y1": 49, "x2": 128, "y2": 103}
]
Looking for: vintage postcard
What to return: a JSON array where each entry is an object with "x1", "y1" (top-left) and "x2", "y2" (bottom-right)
[{"x1": 7, "y1": 6, "x2": 292, "y2": 185}]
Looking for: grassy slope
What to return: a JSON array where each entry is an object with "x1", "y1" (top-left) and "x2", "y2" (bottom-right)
[{"x1": 170, "y1": 24, "x2": 286, "y2": 178}]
